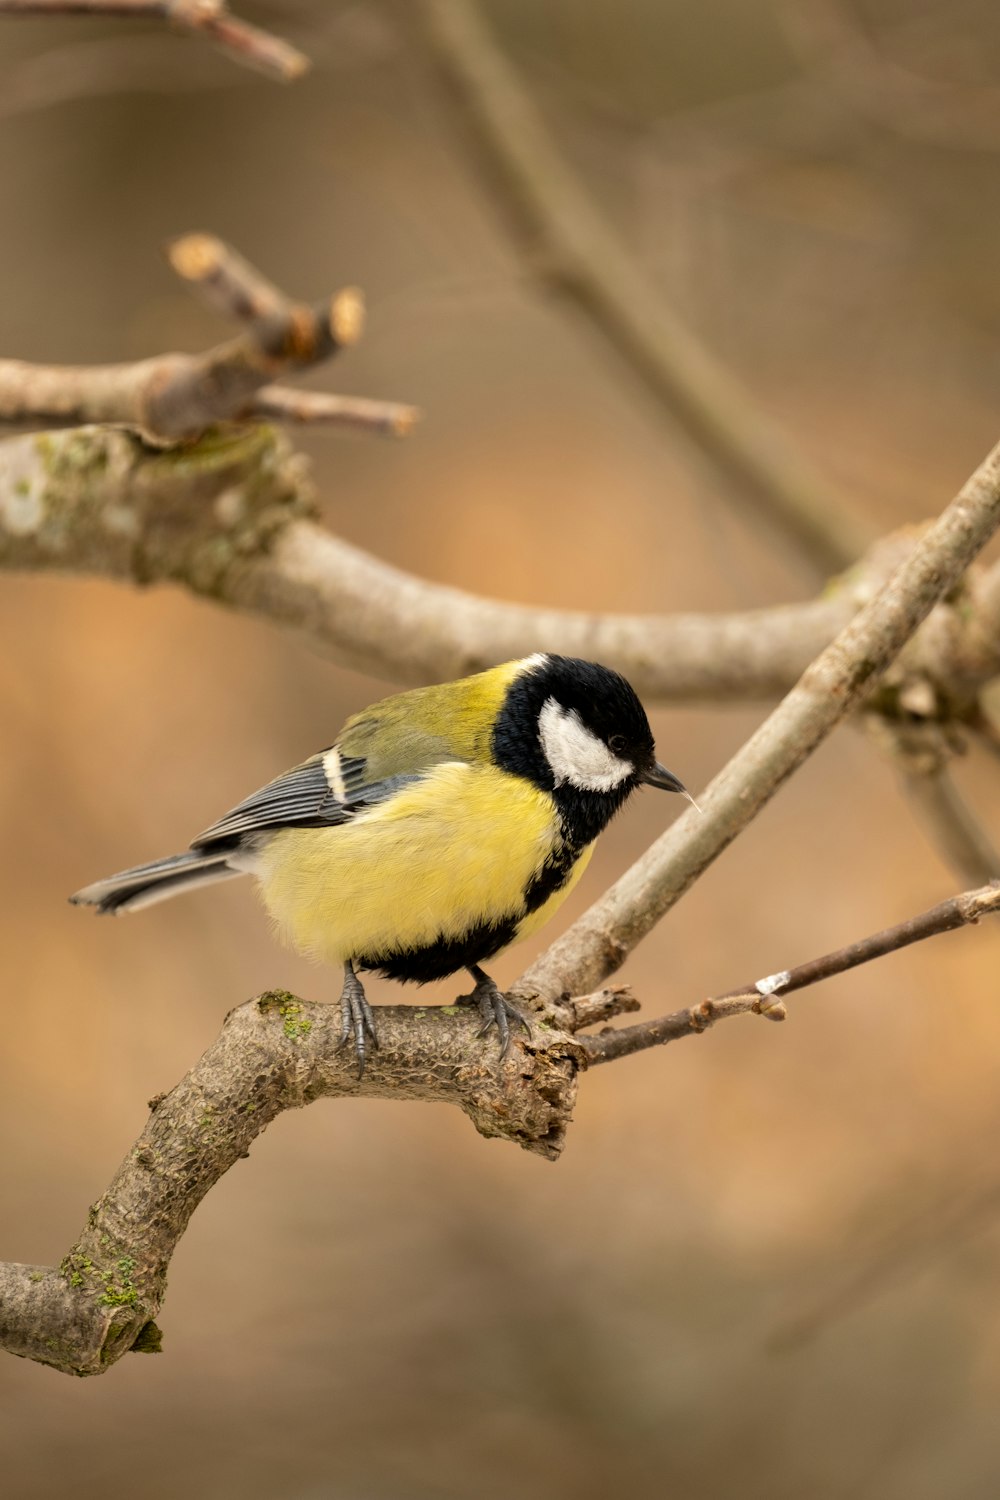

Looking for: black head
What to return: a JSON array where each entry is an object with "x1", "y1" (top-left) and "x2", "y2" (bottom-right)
[{"x1": 492, "y1": 655, "x2": 689, "y2": 847}]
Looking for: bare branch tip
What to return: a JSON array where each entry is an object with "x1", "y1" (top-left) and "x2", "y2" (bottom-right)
[
  {"x1": 167, "y1": 0, "x2": 224, "y2": 21},
  {"x1": 392, "y1": 406, "x2": 423, "y2": 438},
  {"x1": 330, "y1": 288, "x2": 365, "y2": 347},
  {"x1": 280, "y1": 50, "x2": 311, "y2": 83},
  {"x1": 167, "y1": 233, "x2": 223, "y2": 283}
]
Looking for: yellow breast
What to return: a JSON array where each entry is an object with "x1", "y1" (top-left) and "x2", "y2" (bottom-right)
[{"x1": 254, "y1": 762, "x2": 589, "y2": 971}]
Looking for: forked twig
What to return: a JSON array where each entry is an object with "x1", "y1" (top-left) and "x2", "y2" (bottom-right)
[{"x1": 0, "y1": 234, "x2": 419, "y2": 444}]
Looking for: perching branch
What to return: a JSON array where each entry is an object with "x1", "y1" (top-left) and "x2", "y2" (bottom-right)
[
  {"x1": 580, "y1": 882, "x2": 1000, "y2": 1063},
  {"x1": 415, "y1": 0, "x2": 873, "y2": 576},
  {"x1": 0, "y1": 235, "x2": 418, "y2": 444},
  {"x1": 5, "y1": 880, "x2": 998, "y2": 1377},
  {"x1": 0, "y1": 0, "x2": 310, "y2": 82},
  {"x1": 0, "y1": 994, "x2": 581, "y2": 1376}
]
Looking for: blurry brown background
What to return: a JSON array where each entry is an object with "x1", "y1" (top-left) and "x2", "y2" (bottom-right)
[{"x1": 3, "y1": 1, "x2": 1000, "y2": 1495}]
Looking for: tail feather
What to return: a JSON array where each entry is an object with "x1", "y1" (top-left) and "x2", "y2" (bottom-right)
[{"x1": 70, "y1": 850, "x2": 240, "y2": 914}]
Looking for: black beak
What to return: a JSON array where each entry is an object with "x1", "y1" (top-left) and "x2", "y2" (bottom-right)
[{"x1": 641, "y1": 761, "x2": 702, "y2": 811}]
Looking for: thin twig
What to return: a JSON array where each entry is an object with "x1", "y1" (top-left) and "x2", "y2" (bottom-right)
[
  {"x1": 251, "y1": 387, "x2": 421, "y2": 436},
  {"x1": 0, "y1": 0, "x2": 310, "y2": 81},
  {"x1": 0, "y1": 235, "x2": 410, "y2": 444},
  {"x1": 168, "y1": 232, "x2": 298, "y2": 334},
  {"x1": 899, "y1": 765, "x2": 1000, "y2": 885},
  {"x1": 416, "y1": 0, "x2": 873, "y2": 576},
  {"x1": 864, "y1": 714, "x2": 1000, "y2": 886},
  {"x1": 581, "y1": 882, "x2": 1000, "y2": 1064},
  {"x1": 516, "y1": 435, "x2": 1000, "y2": 1005}
]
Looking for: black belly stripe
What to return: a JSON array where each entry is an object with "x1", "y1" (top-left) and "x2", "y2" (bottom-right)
[
  {"x1": 356, "y1": 915, "x2": 521, "y2": 984},
  {"x1": 353, "y1": 838, "x2": 585, "y2": 985}
]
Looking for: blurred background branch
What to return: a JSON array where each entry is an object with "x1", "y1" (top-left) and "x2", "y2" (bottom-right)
[
  {"x1": 4, "y1": 422, "x2": 1000, "y2": 717},
  {"x1": 0, "y1": 0, "x2": 310, "y2": 80},
  {"x1": 0, "y1": 234, "x2": 421, "y2": 442},
  {"x1": 414, "y1": 0, "x2": 873, "y2": 577}
]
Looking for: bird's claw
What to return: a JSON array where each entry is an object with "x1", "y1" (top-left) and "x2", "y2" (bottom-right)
[
  {"x1": 466, "y1": 966, "x2": 531, "y2": 1059},
  {"x1": 337, "y1": 968, "x2": 378, "y2": 1079}
]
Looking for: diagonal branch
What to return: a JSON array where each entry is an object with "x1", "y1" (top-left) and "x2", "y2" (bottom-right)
[
  {"x1": 0, "y1": 234, "x2": 418, "y2": 444},
  {"x1": 516, "y1": 433, "x2": 1000, "y2": 1005},
  {"x1": 0, "y1": 0, "x2": 310, "y2": 81},
  {"x1": 415, "y1": 0, "x2": 873, "y2": 576},
  {"x1": 898, "y1": 763, "x2": 1000, "y2": 885},
  {"x1": 580, "y1": 882, "x2": 1000, "y2": 1063}
]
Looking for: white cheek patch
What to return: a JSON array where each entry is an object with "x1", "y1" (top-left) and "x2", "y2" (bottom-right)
[{"x1": 538, "y1": 698, "x2": 634, "y2": 792}]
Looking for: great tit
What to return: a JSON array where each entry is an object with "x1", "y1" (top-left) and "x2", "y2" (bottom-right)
[{"x1": 71, "y1": 654, "x2": 691, "y2": 1072}]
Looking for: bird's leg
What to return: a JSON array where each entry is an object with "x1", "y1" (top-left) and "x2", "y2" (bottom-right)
[
  {"x1": 337, "y1": 960, "x2": 377, "y2": 1079},
  {"x1": 465, "y1": 965, "x2": 531, "y2": 1058}
]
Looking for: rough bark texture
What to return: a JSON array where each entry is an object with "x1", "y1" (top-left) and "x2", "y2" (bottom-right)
[
  {"x1": 4, "y1": 425, "x2": 999, "y2": 707},
  {"x1": 0, "y1": 994, "x2": 581, "y2": 1376}
]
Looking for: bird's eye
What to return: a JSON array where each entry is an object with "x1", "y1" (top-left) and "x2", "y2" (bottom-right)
[{"x1": 608, "y1": 734, "x2": 627, "y2": 755}]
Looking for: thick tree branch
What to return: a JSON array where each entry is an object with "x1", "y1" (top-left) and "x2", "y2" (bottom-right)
[
  {"x1": 5, "y1": 423, "x2": 999, "y2": 710},
  {"x1": 580, "y1": 882, "x2": 1000, "y2": 1063},
  {"x1": 5, "y1": 882, "x2": 997, "y2": 1378},
  {"x1": 0, "y1": 0, "x2": 310, "y2": 81},
  {"x1": 0, "y1": 993, "x2": 581, "y2": 1376},
  {"x1": 0, "y1": 423, "x2": 866, "y2": 700},
  {"x1": 0, "y1": 235, "x2": 418, "y2": 444},
  {"x1": 415, "y1": 0, "x2": 873, "y2": 576},
  {"x1": 516, "y1": 435, "x2": 1000, "y2": 1004}
]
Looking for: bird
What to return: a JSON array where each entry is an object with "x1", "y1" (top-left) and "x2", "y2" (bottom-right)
[{"x1": 71, "y1": 654, "x2": 693, "y2": 1074}]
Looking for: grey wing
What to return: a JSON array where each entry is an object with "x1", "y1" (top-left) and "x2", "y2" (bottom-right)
[{"x1": 192, "y1": 751, "x2": 418, "y2": 850}]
